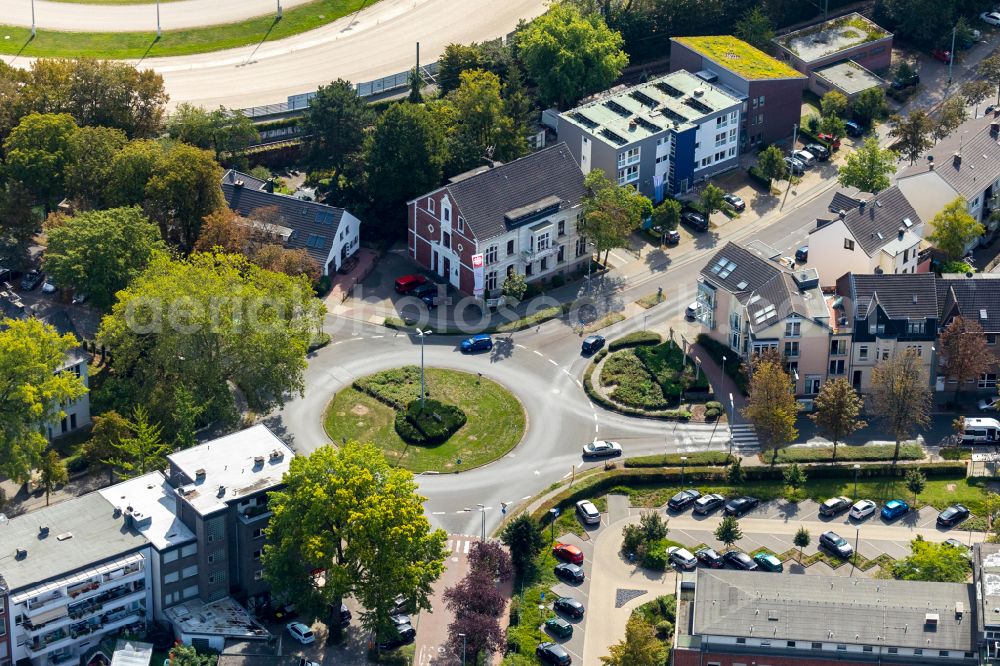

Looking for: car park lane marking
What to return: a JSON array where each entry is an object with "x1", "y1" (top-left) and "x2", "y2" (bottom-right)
[
  {"x1": 548, "y1": 359, "x2": 559, "y2": 366},
  {"x1": 533, "y1": 350, "x2": 545, "y2": 356}
]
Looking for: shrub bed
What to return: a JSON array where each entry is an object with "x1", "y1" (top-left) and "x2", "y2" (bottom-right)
[
  {"x1": 624, "y1": 451, "x2": 734, "y2": 468},
  {"x1": 601, "y1": 351, "x2": 670, "y2": 409},
  {"x1": 940, "y1": 447, "x2": 973, "y2": 460},
  {"x1": 394, "y1": 399, "x2": 467, "y2": 445},
  {"x1": 636, "y1": 341, "x2": 709, "y2": 395},
  {"x1": 609, "y1": 331, "x2": 663, "y2": 351},
  {"x1": 584, "y1": 362, "x2": 691, "y2": 421},
  {"x1": 766, "y1": 443, "x2": 924, "y2": 463},
  {"x1": 353, "y1": 366, "x2": 422, "y2": 409}
]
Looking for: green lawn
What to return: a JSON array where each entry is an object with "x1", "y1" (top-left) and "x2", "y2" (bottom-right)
[
  {"x1": 765, "y1": 443, "x2": 924, "y2": 464},
  {"x1": 324, "y1": 368, "x2": 525, "y2": 473},
  {"x1": 0, "y1": 0, "x2": 372, "y2": 58}
]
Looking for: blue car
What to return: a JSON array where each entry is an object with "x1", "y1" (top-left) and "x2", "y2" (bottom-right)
[
  {"x1": 460, "y1": 334, "x2": 493, "y2": 353},
  {"x1": 881, "y1": 499, "x2": 909, "y2": 521}
]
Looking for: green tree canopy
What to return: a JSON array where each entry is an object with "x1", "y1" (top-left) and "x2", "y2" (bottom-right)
[
  {"x1": 600, "y1": 615, "x2": 665, "y2": 666},
  {"x1": 818, "y1": 113, "x2": 847, "y2": 140},
  {"x1": 820, "y1": 91, "x2": 848, "y2": 118},
  {"x1": 889, "y1": 110, "x2": 933, "y2": 164},
  {"x1": 166, "y1": 104, "x2": 260, "y2": 165},
  {"x1": 837, "y1": 136, "x2": 897, "y2": 194},
  {"x1": 64, "y1": 125, "x2": 128, "y2": 209},
  {"x1": 0, "y1": 181, "x2": 41, "y2": 268},
  {"x1": 500, "y1": 513, "x2": 544, "y2": 578},
  {"x1": 442, "y1": 69, "x2": 524, "y2": 172},
  {"x1": 961, "y1": 79, "x2": 994, "y2": 115},
  {"x1": 700, "y1": 183, "x2": 726, "y2": 218},
  {"x1": 782, "y1": 463, "x2": 806, "y2": 492},
  {"x1": 793, "y1": 526, "x2": 810, "y2": 562},
  {"x1": 850, "y1": 87, "x2": 888, "y2": 127},
  {"x1": 106, "y1": 139, "x2": 164, "y2": 208},
  {"x1": 581, "y1": 168, "x2": 652, "y2": 265},
  {"x1": 263, "y1": 443, "x2": 447, "y2": 642},
  {"x1": 734, "y1": 7, "x2": 774, "y2": 51},
  {"x1": 742, "y1": 355, "x2": 798, "y2": 464},
  {"x1": 301, "y1": 80, "x2": 373, "y2": 174},
  {"x1": 933, "y1": 97, "x2": 968, "y2": 144},
  {"x1": 39, "y1": 449, "x2": 68, "y2": 506},
  {"x1": 810, "y1": 377, "x2": 866, "y2": 459},
  {"x1": 892, "y1": 536, "x2": 970, "y2": 582},
  {"x1": 3, "y1": 112, "x2": 78, "y2": 205},
  {"x1": 437, "y1": 43, "x2": 484, "y2": 94},
  {"x1": 106, "y1": 405, "x2": 170, "y2": 479},
  {"x1": 143, "y1": 143, "x2": 225, "y2": 251},
  {"x1": 756, "y1": 144, "x2": 788, "y2": 183},
  {"x1": 714, "y1": 515, "x2": 743, "y2": 549},
  {"x1": 0, "y1": 319, "x2": 88, "y2": 481},
  {"x1": 928, "y1": 197, "x2": 985, "y2": 260},
  {"x1": 979, "y1": 53, "x2": 1000, "y2": 105},
  {"x1": 519, "y1": 3, "x2": 629, "y2": 108}
]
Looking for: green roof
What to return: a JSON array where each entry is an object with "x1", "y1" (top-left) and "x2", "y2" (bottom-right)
[{"x1": 674, "y1": 35, "x2": 805, "y2": 80}]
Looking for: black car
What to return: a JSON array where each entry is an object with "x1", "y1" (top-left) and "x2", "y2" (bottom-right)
[
  {"x1": 804, "y1": 143, "x2": 830, "y2": 161},
  {"x1": 681, "y1": 210, "x2": 708, "y2": 232},
  {"x1": 536, "y1": 642, "x2": 572, "y2": 665},
  {"x1": 723, "y1": 550, "x2": 758, "y2": 571},
  {"x1": 554, "y1": 596, "x2": 585, "y2": 619},
  {"x1": 794, "y1": 246, "x2": 809, "y2": 263},
  {"x1": 891, "y1": 73, "x2": 920, "y2": 89},
  {"x1": 724, "y1": 496, "x2": 759, "y2": 517},
  {"x1": 20, "y1": 269, "x2": 43, "y2": 291},
  {"x1": 722, "y1": 193, "x2": 745, "y2": 211},
  {"x1": 581, "y1": 335, "x2": 605, "y2": 355},
  {"x1": 554, "y1": 563, "x2": 585, "y2": 584},
  {"x1": 844, "y1": 120, "x2": 864, "y2": 137},
  {"x1": 819, "y1": 530, "x2": 854, "y2": 558},
  {"x1": 937, "y1": 504, "x2": 970, "y2": 527},
  {"x1": 695, "y1": 547, "x2": 725, "y2": 569},
  {"x1": 663, "y1": 229, "x2": 681, "y2": 245},
  {"x1": 378, "y1": 623, "x2": 416, "y2": 650},
  {"x1": 668, "y1": 489, "x2": 702, "y2": 512},
  {"x1": 411, "y1": 282, "x2": 441, "y2": 308}
]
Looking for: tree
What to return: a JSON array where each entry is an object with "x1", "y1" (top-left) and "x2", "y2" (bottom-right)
[
  {"x1": 164, "y1": 104, "x2": 258, "y2": 163},
  {"x1": 928, "y1": 197, "x2": 985, "y2": 260},
  {"x1": 171, "y1": 385, "x2": 203, "y2": 449},
  {"x1": 889, "y1": 111, "x2": 933, "y2": 165},
  {"x1": 793, "y1": 526, "x2": 810, "y2": 563},
  {"x1": 726, "y1": 456, "x2": 745, "y2": 484},
  {"x1": 979, "y1": 54, "x2": 1000, "y2": 105},
  {"x1": 733, "y1": 7, "x2": 774, "y2": 51},
  {"x1": 501, "y1": 271, "x2": 528, "y2": 301},
  {"x1": 64, "y1": 125, "x2": 128, "y2": 209},
  {"x1": 820, "y1": 91, "x2": 849, "y2": 119},
  {"x1": 408, "y1": 68, "x2": 424, "y2": 104},
  {"x1": 939, "y1": 316, "x2": 995, "y2": 401},
  {"x1": 0, "y1": 181, "x2": 41, "y2": 267},
  {"x1": 818, "y1": 113, "x2": 847, "y2": 141},
  {"x1": 519, "y1": 3, "x2": 629, "y2": 108},
  {"x1": 580, "y1": 168, "x2": 652, "y2": 265},
  {"x1": 38, "y1": 449, "x2": 68, "y2": 506},
  {"x1": 850, "y1": 87, "x2": 888, "y2": 127},
  {"x1": 651, "y1": 198, "x2": 681, "y2": 233},
  {"x1": 639, "y1": 510, "x2": 669, "y2": 542},
  {"x1": 906, "y1": 468, "x2": 926, "y2": 506},
  {"x1": 782, "y1": 463, "x2": 806, "y2": 493},
  {"x1": 438, "y1": 43, "x2": 483, "y2": 94},
  {"x1": 700, "y1": 183, "x2": 726, "y2": 219},
  {"x1": 445, "y1": 69, "x2": 523, "y2": 170},
  {"x1": 144, "y1": 143, "x2": 225, "y2": 251},
  {"x1": 96, "y1": 252, "x2": 323, "y2": 428},
  {"x1": 43, "y1": 206, "x2": 165, "y2": 308},
  {"x1": 106, "y1": 405, "x2": 170, "y2": 479},
  {"x1": 500, "y1": 513, "x2": 544, "y2": 578},
  {"x1": 742, "y1": 355, "x2": 798, "y2": 464},
  {"x1": 168, "y1": 644, "x2": 217, "y2": 666},
  {"x1": 301, "y1": 80, "x2": 373, "y2": 174},
  {"x1": 961, "y1": 79, "x2": 994, "y2": 116},
  {"x1": 810, "y1": 377, "x2": 867, "y2": 459},
  {"x1": 870, "y1": 350, "x2": 931, "y2": 462},
  {"x1": 756, "y1": 144, "x2": 788, "y2": 183},
  {"x1": 467, "y1": 540, "x2": 513, "y2": 581},
  {"x1": 251, "y1": 245, "x2": 322, "y2": 283},
  {"x1": 85, "y1": 410, "x2": 130, "y2": 483},
  {"x1": 445, "y1": 606, "x2": 505, "y2": 663},
  {"x1": 836, "y1": 136, "x2": 896, "y2": 195},
  {"x1": 262, "y1": 443, "x2": 447, "y2": 643},
  {"x1": 600, "y1": 615, "x2": 665, "y2": 666},
  {"x1": 194, "y1": 209, "x2": 250, "y2": 254},
  {"x1": 3, "y1": 112, "x2": 78, "y2": 206},
  {"x1": 0, "y1": 319, "x2": 88, "y2": 481},
  {"x1": 933, "y1": 97, "x2": 968, "y2": 144},
  {"x1": 892, "y1": 536, "x2": 970, "y2": 582},
  {"x1": 106, "y1": 139, "x2": 164, "y2": 208},
  {"x1": 714, "y1": 515, "x2": 743, "y2": 549}
]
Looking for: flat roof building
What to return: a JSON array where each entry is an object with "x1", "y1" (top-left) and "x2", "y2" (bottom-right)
[{"x1": 774, "y1": 12, "x2": 893, "y2": 75}]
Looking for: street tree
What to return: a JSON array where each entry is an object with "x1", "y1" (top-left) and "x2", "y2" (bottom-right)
[
  {"x1": 700, "y1": 183, "x2": 726, "y2": 219},
  {"x1": 818, "y1": 113, "x2": 847, "y2": 140},
  {"x1": 850, "y1": 87, "x2": 888, "y2": 127},
  {"x1": 933, "y1": 97, "x2": 968, "y2": 144},
  {"x1": 714, "y1": 515, "x2": 743, "y2": 549},
  {"x1": 600, "y1": 615, "x2": 665, "y2": 666},
  {"x1": 3, "y1": 112, "x2": 78, "y2": 206},
  {"x1": 38, "y1": 450, "x2": 68, "y2": 507},
  {"x1": 301, "y1": 79, "x2": 373, "y2": 174},
  {"x1": 742, "y1": 355, "x2": 798, "y2": 465},
  {"x1": 893, "y1": 536, "x2": 970, "y2": 582},
  {"x1": 444, "y1": 568, "x2": 506, "y2": 662},
  {"x1": 906, "y1": 468, "x2": 926, "y2": 507},
  {"x1": 821, "y1": 91, "x2": 849, "y2": 118},
  {"x1": 889, "y1": 111, "x2": 933, "y2": 164},
  {"x1": 0, "y1": 319, "x2": 88, "y2": 481},
  {"x1": 581, "y1": 168, "x2": 652, "y2": 266},
  {"x1": 651, "y1": 199, "x2": 681, "y2": 231},
  {"x1": 836, "y1": 136, "x2": 896, "y2": 194},
  {"x1": 793, "y1": 526, "x2": 810, "y2": 563},
  {"x1": 43, "y1": 206, "x2": 165, "y2": 309},
  {"x1": 144, "y1": 143, "x2": 225, "y2": 251},
  {"x1": 500, "y1": 513, "x2": 544, "y2": 578},
  {"x1": 519, "y1": 3, "x2": 629, "y2": 108},
  {"x1": 979, "y1": 54, "x2": 1000, "y2": 105},
  {"x1": 437, "y1": 43, "x2": 483, "y2": 94},
  {"x1": 756, "y1": 144, "x2": 788, "y2": 183},
  {"x1": 726, "y1": 456, "x2": 745, "y2": 484},
  {"x1": 468, "y1": 540, "x2": 514, "y2": 581},
  {"x1": 501, "y1": 271, "x2": 528, "y2": 302},
  {"x1": 928, "y1": 197, "x2": 985, "y2": 260},
  {"x1": 939, "y1": 316, "x2": 995, "y2": 402},
  {"x1": 810, "y1": 377, "x2": 867, "y2": 459},
  {"x1": 961, "y1": 79, "x2": 994, "y2": 116},
  {"x1": 64, "y1": 125, "x2": 128, "y2": 209},
  {"x1": 783, "y1": 463, "x2": 806, "y2": 494},
  {"x1": 262, "y1": 443, "x2": 447, "y2": 643},
  {"x1": 639, "y1": 510, "x2": 669, "y2": 542},
  {"x1": 734, "y1": 7, "x2": 774, "y2": 51},
  {"x1": 106, "y1": 406, "x2": 170, "y2": 479},
  {"x1": 870, "y1": 350, "x2": 931, "y2": 462}
]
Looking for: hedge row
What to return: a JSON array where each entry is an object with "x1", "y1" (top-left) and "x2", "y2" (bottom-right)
[
  {"x1": 253, "y1": 116, "x2": 301, "y2": 133},
  {"x1": 624, "y1": 451, "x2": 734, "y2": 468},
  {"x1": 797, "y1": 126, "x2": 833, "y2": 151},
  {"x1": 353, "y1": 366, "x2": 422, "y2": 409},
  {"x1": 767, "y1": 443, "x2": 924, "y2": 464},
  {"x1": 383, "y1": 303, "x2": 573, "y2": 335},
  {"x1": 609, "y1": 331, "x2": 663, "y2": 351},
  {"x1": 584, "y1": 362, "x2": 692, "y2": 421},
  {"x1": 394, "y1": 399, "x2": 467, "y2": 445}
]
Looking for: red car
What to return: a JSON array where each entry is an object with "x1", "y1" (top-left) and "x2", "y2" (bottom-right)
[
  {"x1": 932, "y1": 49, "x2": 952, "y2": 63},
  {"x1": 817, "y1": 133, "x2": 841, "y2": 150},
  {"x1": 394, "y1": 274, "x2": 427, "y2": 294},
  {"x1": 552, "y1": 543, "x2": 584, "y2": 565}
]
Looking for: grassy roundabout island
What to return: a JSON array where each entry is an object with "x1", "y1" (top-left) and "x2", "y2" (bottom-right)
[{"x1": 323, "y1": 367, "x2": 526, "y2": 473}]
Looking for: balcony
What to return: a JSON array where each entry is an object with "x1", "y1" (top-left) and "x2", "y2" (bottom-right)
[
  {"x1": 24, "y1": 582, "x2": 146, "y2": 637},
  {"x1": 520, "y1": 245, "x2": 560, "y2": 264},
  {"x1": 26, "y1": 602, "x2": 146, "y2": 657}
]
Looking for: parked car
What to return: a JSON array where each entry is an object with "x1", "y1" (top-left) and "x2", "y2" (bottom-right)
[
  {"x1": 339, "y1": 604, "x2": 353, "y2": 627},
  {"x1": 411, "y1": 282, "x2": 441, "y2": 308},
  {"x1": 668, "y1": 488, "x2": 702, "y2": 512},
  {"x1": 753, "y1": 552, "x2": 783, "y2": 572},
  {"x1": 937, "y1": 504, "x2": 970, "y2": 527},
  {"x1": 819, "y1": 496, "x2": 852, "y2": 517},
  {"x1": 581, "y1": 335, "x2": 605, "y2": 355},
  {"x1": 544, "y1": 617, "x2": 574, "y2": 639},
  {"x1": 723, "y1": 550, "x2": 758, "y2": 571},
  {"x1": 460, "y1": 334, "x2": 493, "y2": 353},
  {"x1": 790, "y1": 149, "x2": 816, "y2": 167},
  {"x1": 891, "y1": 72, "x2": 920, "y2": 89},
  {"x1": 849, "y1": 499, "x2": 877, "y2": 521},
  {"x1": 978, "y1": 397, "x2": 1000, "y2": 411},
  {"x1": 553, "y1": 596, "x2": 585, "y2": 619},
  {"x1": 881, "y1": 499, "x2": 909, "y2": 521},
  {"x1": 582, "y1": 440, "x2": 622, "y2": 458},
  {"x1": 693, "y1": 493, "x2": 726, "y2": 515},
  {"x1": 41, "y1": 280, "x2": 57, "y2": 294},
  {"x1": 681, "y1": 210, "x2": 708, "y2": 232},
  {"x1": 724, "y1": 496, "x2": 759, "y2": 517},
  {"x1": 944, "y1": 538, "x2": 972, "y2": 558},
  {"x1": 783, "y1": 157, "x2": 805, "y2": 176},
  {"x1": 378, "y1": 623, "x2": 416, "y2": 650},
  {"x1": 536, "y1": 642, "x2": 572, "y2": 665},
  {"x1": 668, "y1": 546, "x2": 698, "y2": 570},
  {"x1": 819, "y1": 531, "x2": 854, "y2": 558},
  {"x1": 723, "y1": 193, "x2": 745, "y2": 211},
  {"x1": 20, "y1": 270, "x2": 43, "y2": 291},
  {"x1": 554, "y1": 563, "x2": 585, "y2": 584},
  {"x1": 391, "y1": 594, "x2": 410, "y2": 615},
  {"x1": 981, "y1": 10, "x2": 1000, "y2": 25},
  {"x1": 805, "y1": 143, "x2": 830, "y2": 161},
  {"x1": 685, "y1": 301, "x2": 700, "y2": 321},
  {"x1": 794, "y1": 246, "x2": 809, "y2": 263},
  {"x1": 932, "y1": 48, "x2": 952, "y2": 63},
  {"x1": 286, "y1": 622, "x2": 315, "y2": 644},
  {"x1": 817, "y1": 133, "x2": 841, "y2": 149},
  {"x1": 695, "y1": 547, "x2": 725, "y2": 568},
  {"x1": 553, "y1": 543, "x2": 584, "y2": 565},
  {"x1": 844, "y1": 120, "x2": 864, "y2": 137},
  {"x1": 389, "y1": 613, "x2": 411, "y2": 628},
  {"x1": 987, "y1": 104, "x2": 997, "y2": 115},
  {"x1": 394, "y1": 274, "x2": 427, "y2": 294},
  {"x1": 662, "y1": 228, "x2": 681, "y2": 245},
  {"x1": 576, "y1": 499, "x2": 601, "y2": 525}
]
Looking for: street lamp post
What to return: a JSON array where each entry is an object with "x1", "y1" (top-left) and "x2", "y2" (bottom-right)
[
  {"x1": 31, "y1": 0, "x2": 36, "y2": 38},
  {"x1": 728, "y1": 392, "x2": 735, "y2": 457},
  {"x1": 459, "y1": 633, "x2": 466, "y2": 666},
  {"x1": 416, "y1": 328, "x2": 430, "y2": 410},
  {"x1": 549, "y1": 508, "x2": 558, "y2": 544},
  {"x1": 853, "y1": 464, "x2": 861, "y2": 502},
  {"x1": 680, "y1": 456, "x2": 688, "y2": 485},
  {"x1": 155, "y1": 0, "x2": 161, "y2": 38},
  {"x1": 477, "y1": 503, "x2": 486, "y2": 541}
]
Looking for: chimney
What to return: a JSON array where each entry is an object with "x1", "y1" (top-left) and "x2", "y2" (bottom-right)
[
  {"x1": 38, "y1": 526, "x2": 49, "y2": 538},
  {"x1": 628, "y1": 119, "x2": 637, "y2": 131},
  {"x1": 929, "y1": 162, "x2": 935, "y2": 170},
  {"x1": 839, "y1": 209, "x2": 846, "y2": 220},
  {"x1": 859, "y1": 200, "x2": 866, "y2": 211},
  {"x1": 953, "y1": 152, "x2": 962, "y2": 168},
  {"x1": 898, "y1": 227, "x2": 905, "y2": 240},
  {"x1": 991, "y1": 122, "x2": 999, "y2": 137},
  {"x1": 264, "y1": 178, "x2": 276, "y2": 194},
  {"x1": 195, "y1": 468, "x2": 206, "y2": 482},
  {"x1": 234, "y1": 179, "x2": 244, "y2": 188}
]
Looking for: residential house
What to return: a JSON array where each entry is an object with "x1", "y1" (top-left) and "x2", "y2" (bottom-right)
[
  {"x1": 557, "y1": 71, "x2": 743, "y2": 200},
  {"x1": 669, "y1": 36, "x2": 808, "y2": 148},
  {"x1": 936, "y1": 272, "x2": 1000, "y2": 395},
  {"x1": 407, "y1": 143, "x2": 589, "y2": 298},
  {"x1": 896, "y1": 113, "x2": 1000, "y2": 250},
  {"x1": 806, "y1": 187, "x2": 924, "y2": 286},
  {"x1": 220, "y1": 170, "x2": 361, "y2": 275}
]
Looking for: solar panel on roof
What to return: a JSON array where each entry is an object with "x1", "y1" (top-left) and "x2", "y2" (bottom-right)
[
  {"x1": 629, "y1": 90, "x2": 658, "y2": 107},
  {"x1": 654, "y1": 81, "x2": 684, "y2": 98},
  {"x1": 604, "y1": 100, "x2": 632, "y2": 117},
  {"x1": 659, "y1": 107, "x2": 687, "y2": 125},
  {"x1": 684, "y1": 97, "x2": 713, "y2": 115},
  {"x1": 600, "y1": 128, "x2": 628, "y2": 145},
  {"x1": 634, "y1": 116, "x2": 662, "y2": 133},
  {"x1": 570, "y1": 112, "x2": 599, "y2": 129}
]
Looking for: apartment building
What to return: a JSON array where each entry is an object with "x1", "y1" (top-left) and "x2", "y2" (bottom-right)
[
  {"x1": 936, "y1": 272, "x2": 1000, "y2": 395},
  {"x1": 558, "y1": 71, "x2": 742, "y2": 201},
  {"x1": 773, "y1": 12, "x2": 893, "y2": 81}
]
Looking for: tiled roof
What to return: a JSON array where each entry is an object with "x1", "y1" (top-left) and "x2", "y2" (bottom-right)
[
  {"x1": 897, "y1": 114, "x2": 1000, "y2": 200},
  {"x1": 937, "y1": 274, "x2": 1000, "y2": 332},
  {"x1": 221, "y1": 169, "x2": 347, "y2": 266},
  {"x1": 439, "y1": 143, "x2": 587, "y2": 241},
  {"x1": 816, "y1": 186, "x2": 922, "y2": 255},
  {"x1": 849, "y1": 273, "x2": 939, "y2": 320}
]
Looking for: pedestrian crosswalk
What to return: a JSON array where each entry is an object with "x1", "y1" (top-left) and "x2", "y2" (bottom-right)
[
  {"x1": 730, "y1": 423, "x2": 761, "y2": 454},
  {"x1": 446, "y1": 536, "x2": 474, "y2": 555}
]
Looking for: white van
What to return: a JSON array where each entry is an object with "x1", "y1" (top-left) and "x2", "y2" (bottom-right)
[{"x1": 961, "y1": 417, "x2": 1000, "y2": 444}]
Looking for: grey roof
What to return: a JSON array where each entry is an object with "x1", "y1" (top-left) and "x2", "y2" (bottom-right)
[
  {"x1": 814, "y1": 186, "x2": 922, "y2": 255},
  {"x1": 693, "y1": 568, "x2": 976, "y2": 652},
  {"x1": 436, "y1": 143, "x2": 587, "y2": 241},
  {"x1": 976, "y1": 543, "x2": 1000, "y2": 633},
  {"x1": 814, "y1": 59, "x2": 885, "y2": 96},
  {"x1": 110, "y1": 640, "x2": 153, "y2": 666},
  {"x1": 937, "y1": 274, "x2": 1000, "y2": 332},
  {"x1": 847, "y1": 273, "x2": 939, "y2": 320},
  {"x1": 221, "y1": 169, "x2": 348, "y2": 267},
  {"x1": 0, "y1": 492, "x2": 148, "y2": 592},
  {"x1": 98, "y1": 472, "x2": 197, "y2": 551},
  {"x1": 897, "y1": 114, "x2": 1000, "y2": 200}
]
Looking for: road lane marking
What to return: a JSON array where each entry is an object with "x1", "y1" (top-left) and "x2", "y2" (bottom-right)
[
  {"x1": 576, "y1": 380, "x2": 583, "y2": 388},
  {"x1": 533, "y1": 350, "x2": 544, "y2": 356},
  {"x1": 516, "y1": 344, "x2": 527, "y2": 349},
  {"x1": 548, "y1": 359, "x2": 558, "y2": 366},
  {"x1": 432, "y1": 511, "x2": 445, "y2": 515},
  {"x1": 464, "y1": 540, "x2": 472, "y2": 554},
  {"x1": 522, "y1": 495, "x2": 532, "y2": 500}
]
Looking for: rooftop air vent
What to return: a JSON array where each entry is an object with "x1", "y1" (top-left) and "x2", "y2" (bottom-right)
[
  {"x1": 925, "y1": 613, "x2": 939, "y2": 625},
  {"x1": 693, "y1": 88, "x2": 705, "y2": 97},
  {"x1": 254, "y1": 456, "x2": 265, "y2": 467},
  {"x1": 56, "y1": 532, "x2": 73, "y2": 541},
  {"x1": 234, "y1": 179, "x2": 244, "y2": 188},
  {"x1": 218, "y1": 485, "x2": 227, "y2": 497},
  {"x1": 269, "y1": 449, "x2": 284, "y2": 462},
  {"x1": 195, "y1": 469, "x2": 206, "y2": 481},
  {"x1": 954, "y1": 153, "x2": 963, "y2": 167},
  {"x1": 15, "y1": 548, "x2": 27, "y2": 560},
  {"x1": 39, "y1": 526, "x2": 49, "y2": 538}
]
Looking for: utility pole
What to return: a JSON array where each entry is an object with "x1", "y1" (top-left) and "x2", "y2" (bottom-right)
[
  {"x1": 416, "y1": 329, "x2": 430, "y2": 410},
  {"x1": 948, "y1": 26, "x2": 957, "y2": 84},
  {"x1": 31, "y1": 0, "x2": 36, "y2": 38},
  {"x1": 277, "y1": 0, "x2": 282, "y2": 19},
  {"x1": 416, "y1": 41, "x2": 420, "y2": 76},
  {"x1": 155, "y1": 0, "x2": 161, "y2": 38}
]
